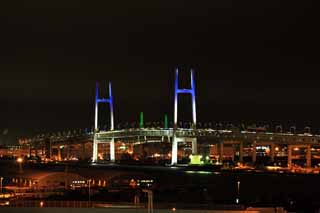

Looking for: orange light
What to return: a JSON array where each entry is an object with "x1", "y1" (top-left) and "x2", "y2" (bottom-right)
[
  {"x1": 129, "y1": 179, "x2": 137, "y2": 188},
  {"x1": 265, "y1": 147, "x2": 270, "y2": 154},
  {"x1": 17, "y1": 157, "x2": 23, "y2": 163},
  {"x1": 40, "y1": 201, "x2": 44, "y2": 207},
  {"x1": 172, "y1": 207, "x2": 176, "y2": 211}
]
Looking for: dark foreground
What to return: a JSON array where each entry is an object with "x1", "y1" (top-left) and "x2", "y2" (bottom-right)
[
  {"x1": 1, "y1": 161, "x2": 320, "y2": 211},
  {"x1": 0, "y1": 207, "x2": 288, "y2": 213}
]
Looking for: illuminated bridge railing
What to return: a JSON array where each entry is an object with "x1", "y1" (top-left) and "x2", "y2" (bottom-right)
[
  {"x1": 26, "y1": 129, "x2": 320, "y2": 146},
  {"x1": 95, "y1": 128, "x2": 241, "y2": 140},
  {"x1": 95, "y1": 128, "x2": 320, "y2": 144},
  {"x1": 95, "y1": 129, "x2": 173, "y2": 140},
  {"x1": 95, "y1": 128, "x2": 222, "y2": 140}
]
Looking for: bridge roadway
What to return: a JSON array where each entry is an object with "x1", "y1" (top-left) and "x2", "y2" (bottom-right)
[
  {"x1": 27, "y1": 128, "x2": 320, "y2": 146},
  {"x1": 94, "y1": 128, "x2": 320, "y2": 167},
  {"x1": 94, "y1": 128, "x2": 320, "y2": 145}
]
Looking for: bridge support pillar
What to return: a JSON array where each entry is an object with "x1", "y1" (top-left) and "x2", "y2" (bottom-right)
[
  {"x1": 219, "y1": 142, "x2": 224, "y2": 162},
  {"x1": 49, "y1": 141, "x2": 53, "y2": 160},
  {"x1": 171, "y1": 136, "x2": 178, "y2": 165},
  {"x1": 66, "y1": 144, "x2": 71, "y2": 160},
  {"x1": 93, "y1": 81, "x2": 115, "y2": 163},
  {"x1": 239, "y1": 142, "x2": 243, "y2": 162},
  {"x1": 252, "y1": 142, "x2": 256, "y2": 163},
  {"x1": 306, "y1": 145, "x2": 311, "y2": 168},
  {"x1": 270, "y1": 143, "x2": 275, "y2": 162},
  {"x1": 57, "y1": 147, "x2": 62, "y2": 161},
  {"x1": 93, "y1": 138, "x2": 98, "y2": 162},
  {"x1": 231, "y1": 145, "x2": 235, "y2": 162},
  {"x1": 81, "y1": 143, "x2": 86, "y2": 160},
  {"x1": 191, "y1": 138, "x2": 197, "y2": 155},
  {"x1": 110, "y1": 138, "x2": 115, "y2": 162},
  {"x1": 287, "y1": 145, "x2": 292, "y2": 168},
  {"x1": 34, "y1": 148, "x2": 38, "y2": 157}
]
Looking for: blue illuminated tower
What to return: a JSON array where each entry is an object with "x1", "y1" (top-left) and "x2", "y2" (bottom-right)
[
  {"x1": 172, "y1": 68, "x2": 197, "y2": 165},
  {"x1": 174, "y1": 68, "x2": 197, "y2": 129},
  {"x1": 94, "y1": 82, "x2": 114, "y2": 131},
  {"x1": 93, "y1": 82, "x2": 115, "y2": 162}
]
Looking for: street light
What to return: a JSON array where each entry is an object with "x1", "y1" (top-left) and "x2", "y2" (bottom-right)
[
  {"x1": 0, "y1": 177, "x2": 3, "y2": 193},
  {"x1": 17, "y1": 157, "x2": 23, "y2": 174},
  {"x1": 16, "y1": 158, "x2": 24, "y2": 187},
  {"x1": 142, "y1": 189, "x2": 153, "y2": 213},
  {"x1": 236, "y1": 180, "x2": 240, "y2": 204},
  {"x1": 17, "y1": 157, "x2": 23, "y2": 163},
  {"x1": 88, "y1": 179, "x2": 92, "y2": 206}
]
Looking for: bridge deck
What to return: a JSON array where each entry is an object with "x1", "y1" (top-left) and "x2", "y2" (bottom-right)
[
  {"x1": 95, "y1": 128, "x2": 320, "y2": 145},
  {"x1": 27, "y1": 128, "x2": 320, "y2": 146}
]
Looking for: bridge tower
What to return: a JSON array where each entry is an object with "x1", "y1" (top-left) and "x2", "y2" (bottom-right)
[
  {"x1": 172, "y1": 68, "x2": 197, "y2": 165},
  {"x1": 93, "y1": 82, "x2": 115, "y2": 163}
]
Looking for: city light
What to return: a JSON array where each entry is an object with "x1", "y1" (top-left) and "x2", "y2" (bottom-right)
[
  {"x1": 16, "y1": 157, "x2": 23, "y2": 163},
  {"x1": 119, "y1": 144, "x2": 126, "y2": 150},
  {"x1": 153, "y1": 153, "x2": 160, "y2": 158}
]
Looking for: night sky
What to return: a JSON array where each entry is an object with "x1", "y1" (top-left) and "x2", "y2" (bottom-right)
[{"x1": 0, "y1": 1, "x2": 320, "y2": 143}]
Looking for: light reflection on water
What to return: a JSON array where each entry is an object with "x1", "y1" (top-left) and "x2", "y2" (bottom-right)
[{"x1": 185, "y1": 171, "x2": 221, "y2": 175}]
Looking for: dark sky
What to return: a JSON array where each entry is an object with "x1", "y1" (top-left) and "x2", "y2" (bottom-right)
[{"x1": 0, "y1": 1, "x2": 320, "y2": 143}]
